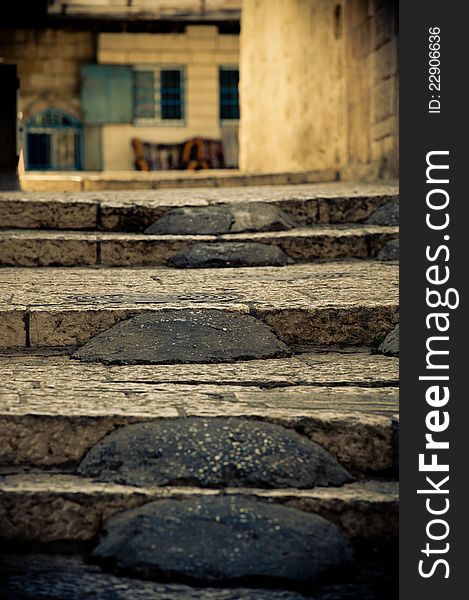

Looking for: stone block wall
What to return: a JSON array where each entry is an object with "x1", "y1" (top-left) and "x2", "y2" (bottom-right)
[
  {"x1": 342, "y1": 0, "x2": 398, "y2": 180},
  {"x1": 239, "y1": 0, "x2": 398, "y2": 181},
  {"x1": 0, "y1": 28, "x2": 95, "y2": 121}
]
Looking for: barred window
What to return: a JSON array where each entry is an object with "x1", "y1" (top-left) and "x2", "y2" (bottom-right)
[
  {"x1": 219, "y1": 67, "x2": 240, "y2": 121},
  {"x1": 134, "y1": 66, "x2": 185, "y2": 124}
]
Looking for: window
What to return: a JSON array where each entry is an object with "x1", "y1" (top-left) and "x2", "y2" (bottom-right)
[
  {"x1": 25, "y1": 109, "x2": 82, "y2": 170},
  {"x1": 219, "y1": 67, "x2": 240, "y2": 121},
  {"x1": 133, "y1": 66, "x2": 185, "y2": 125}
]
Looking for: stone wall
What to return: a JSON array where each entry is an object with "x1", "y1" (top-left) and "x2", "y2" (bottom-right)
[
  {"x1": 0, "y1": 28, "x2": 95, "y2": 122},
  {"x1": 239, "y1": 0, "x2": 398, "y2": 180}
]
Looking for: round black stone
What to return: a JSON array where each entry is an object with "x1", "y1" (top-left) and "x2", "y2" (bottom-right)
[
  {"x1": 92, "y1": 496, "x2": 354, "y2": 586},
  {"x1": 73, "y1": 310, "x2": 292, "y2": 365},
  {"x1": 365, "y1": 200, "x2": 399, "y2": 226},
  {"x1": 168, "y1": 242, "x2": 291, "y2": 268},
  {"x1": 78, "y1": 418, "x2": 353, "y2": 489}
]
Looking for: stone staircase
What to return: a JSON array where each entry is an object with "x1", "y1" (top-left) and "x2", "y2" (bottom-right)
[{"x1": 0, "y1": 182, "x2": 399, "y2": 599}]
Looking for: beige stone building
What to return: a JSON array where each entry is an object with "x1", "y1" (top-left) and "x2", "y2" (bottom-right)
[
  {"x1": 1, "y1": 0, "x2": 398, "y2": 180},
  {"x1": 240, "y1": 0, "x2": 398, "y2": 180},
  {"x1": 95, "y1": 26, "x2": 240, "y2": 170},
  {"x1": 0, "y1": 0, "x2": 241, "y2": 171}
]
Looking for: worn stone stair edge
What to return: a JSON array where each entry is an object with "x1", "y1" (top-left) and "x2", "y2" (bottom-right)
[
  {"x1": 0, "y1": 475, "x2": 398, "y2": 545},
  {"x1": 75, "y1": 418, "x2": 354, "y2": 490},
  {"x1": 19, "y1": 168, "x2": 340, "y2": 193},
  {"x1": 0, "y1": 409, "x2": 398, "y2": 475},
  {"x1": 1, "y1": 304, "x2": 399, "y2": 350},
  {"x1": 0, "y1": 351, "x2": 399, "y2": 388},
  {"x1": 0, "y1": 182, "x2": 398, "y2": 230},
  {"x1": 0, "y1": 383, "x2": 399, "y2": 416},
  {"x1": 0, "y1": 226, "x2": 399, "y2": 267}
]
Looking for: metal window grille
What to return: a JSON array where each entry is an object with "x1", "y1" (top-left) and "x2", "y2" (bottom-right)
[
  {"x1": 25, "y1": 109, "x2": 82, "y2": 170},
  {"x1": 219, "y1": 67, "x2": 239, "y2": 121},
  {"x1": 161, "y1": 69, "x2": 183, "y2": 120},
  {"x1": 133, "y1": 66, "x2": 185, "y2": 125}
]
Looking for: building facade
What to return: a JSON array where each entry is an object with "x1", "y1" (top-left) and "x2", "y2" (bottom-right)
[
  {"x1": 1, "y1": 0, "x2": 398, "y2": 180},
  {"x1": 0, "y1": 0, "x2": 241, "y2": 171},
  {"x1": 239, "y1": 0, "x2": 398, "y2": 180}
]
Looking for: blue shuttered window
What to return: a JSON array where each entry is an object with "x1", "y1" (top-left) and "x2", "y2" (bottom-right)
[
  {"x1": 81, "y1": 65, "x2": 133, "y2": 124},
  {"x1": 82, "y1": 64, "x2": 185, "y2": 126}
]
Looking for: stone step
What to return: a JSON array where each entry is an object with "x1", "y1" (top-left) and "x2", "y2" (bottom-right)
[
  {"x1": 0, "y1": 182, "x2": 398, "y2": 231},
  {"x1": 0, "y1": 262, "x2": 399, "y2": 349},
  {"x1": 0, "y1": 350, "x2": 399, "y2": 387},
  {"x1": 0, "y1": 474, "x2": 398, "y2": 546},
  {"x1": 20, "y1": 167, "x2": 339, "y2": 192},
  {"x1": 0, "y1": 552, "x2": 398, "y2": 600},
  {"x1": 0, "y1": 226, "x2": 398, "y2": 267},
  {"x1": 0, "y1": 352, "x2": 398, "y2": 473}
]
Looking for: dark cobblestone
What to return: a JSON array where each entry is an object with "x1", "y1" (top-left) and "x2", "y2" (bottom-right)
[
  {"x1": 92, "y1": 496, "x2": 353, "y2": 585},
  {"x1": 169, "y1": 242, "x2": 291, "y2": 268},
  {"x1": 73, "y1": 310, "x2": 292, "y2": 365},
  {"x1": 78, "y1": 417, "x2": 353, "y2": 488}
]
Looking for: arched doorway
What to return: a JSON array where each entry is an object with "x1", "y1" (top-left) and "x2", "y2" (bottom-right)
[{"x1": 25, "y1": 109, "x2": 82, "y2": 170}]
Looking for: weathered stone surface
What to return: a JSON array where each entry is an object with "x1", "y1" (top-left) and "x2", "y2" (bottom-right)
[
  {"x1": 0, "y1": 225, "x2": 398, "y2": 267},
  {"x1": 92, "y1": 496, "x2": 353, "y2": 585},
  {"x1": 21, "y1": 169, "x2": 339, "y2": 193},
  {"x1": 0, "y1": 475, "x2": 398, "y2": 545},
  {"x1": 378, "y1": 325, "x2": 399, "y2": 357},
  {"x1": 376, "y1": 239, "x2": 399, "y2": 262},
  {"x1": 145, "y1": 203, "x2": 299, "y2": 236},
  {"x1": 0, "y1": 311, "x2": 25, "y2": 348},
  {"x1": 0, "y1": 234, "x2": 97, "y2": 267},
  {"x1": 0, "y1": 553, "x2": 397, "y2": 600},
  {"x1": 0, "y1": 194, "x2": 97, "y2": 229},
  {"x1": 0, "y1": 262, "x2": 399, "y2": 348},
  {"x1": 78, "y1": 418, "x2": 352, "y2": 488},
  {"x1": 169, "y1": 242, "x2": 291, "y2": 268},
  {"x1": 0, "y1": 351, "x2": 400, "y2": 388},
  {"x1": 229, "y1": 202, "x2": 300, "y2": 232},
  {"x1": 99, "y1": 237, "x2": 197, "y2": 268},
  {"x1": 0, "y1": 399, "x2": 397, "y2": 473},
  {"x1": 145, "y1": 206, "x2": 233, "y2": 235},
  {"x1": 3, "y1": 184, "x2": 398, "y2": 230},
  {"x1": 0, "y1": 352, "x2": 398, "y2": 472},
  {"x1": 365, "y1": 200, "x2": 399, "y2": 226},
  {"x1": 73, "y1": 310, "x2": 292, "y2": 365}
]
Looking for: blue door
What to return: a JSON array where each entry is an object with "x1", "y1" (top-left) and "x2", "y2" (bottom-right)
[{"x1": 25, "y1": 109, "x2": 82, "y2": 170}]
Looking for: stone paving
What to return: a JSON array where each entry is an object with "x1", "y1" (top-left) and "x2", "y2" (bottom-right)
[
  {"x1": 19, "y1": 167, "x2": 340, "y2": 192},
  {"x1": 0, "y1": 262, "x2": 398, "y2": 349},
  {"x1": 0, "y1": 182, "x2": 398, "y2": 229},
  {"x1": 0, "y1": 225, "x2": 398, "y2": 267},
  {"x1": 0, "y1": 476, "x2": 397, "y2": 545},
  {"x1": 0, "y1": 183, "x2": 399, "y2": 597}
]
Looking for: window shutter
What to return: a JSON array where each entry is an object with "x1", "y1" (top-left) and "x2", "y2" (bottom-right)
[{"x1": 81, "y1": 65, "x2": 133, "y2": 124}]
